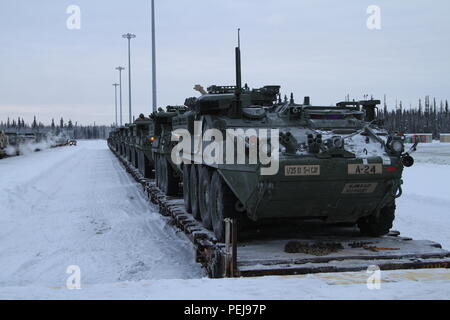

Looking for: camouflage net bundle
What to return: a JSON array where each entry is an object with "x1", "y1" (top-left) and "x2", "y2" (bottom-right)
[{"x1": 285, "y1": 241, "x2": 344, "y2": 256}]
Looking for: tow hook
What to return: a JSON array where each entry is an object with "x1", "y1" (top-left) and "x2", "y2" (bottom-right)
[{"x1": 391, "y1": 179, "x2": 403, "y2": 199}]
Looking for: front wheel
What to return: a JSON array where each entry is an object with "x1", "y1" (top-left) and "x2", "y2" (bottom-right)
[
  {"x1": 189, "y1": 165, "x2": 200, "y2": 220},
  {"x1": 209, "y1": 171, "x2": 238, "y2": 242},
  {"x1": 161, "y1": 157, "x2": 179, "y2": 196},
  {"x1": 182, "y1": 164, "x2": 192, "y2": 213},
  {"x1": 198, "y1": 166, "x2": 213, "y2": 229},
  {"x1": 358, "y1": 202, "x2": 396, "y2": 237}
]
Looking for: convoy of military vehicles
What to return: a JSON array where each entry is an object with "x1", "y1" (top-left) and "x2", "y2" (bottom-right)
[
  {"x1": 109, "y1": 44, "x2": 417, "y2": 241},
  {"x1": 106, "y1": 42, "x2": 450, "y2": 278}
]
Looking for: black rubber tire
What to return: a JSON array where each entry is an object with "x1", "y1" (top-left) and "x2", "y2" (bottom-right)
[
  {"x1": 190, "y1": 165, "x2": 201, "y2": 220},
  {"x1": 183, "y1": 164, "x2": 192, "y2": 213},
  {"x1": 156, "y1": 154, "x2": 162, "y2": 189},
  {"x1": 138, "y1": 151, "x2": 153, "y2": 179},
  {"x1": 209, "y1": 171, "x2": 238, "y2": 242},
  {"x1": 159, "y1": 155, "x2": 167, "y2": 195},
  {"x1": 162, "y1": 157, "x2": 179, "y2": 196},
  {"x1": 198, "y1": 166, "x2": 213, "y2": 229},
  {"x1": 134, "y1": 150, "x2": 139, "y2": 168},
  {"x1": 143, "y1": 154, "x2": 154, "y2": 179},
  {"x1": 358, "y1": 202, "x2": 396, "y2": 237}
]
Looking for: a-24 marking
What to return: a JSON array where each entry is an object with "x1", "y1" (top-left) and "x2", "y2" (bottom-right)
[{"x1": 348, "y1": 164, "x2": 382, "y2": 175}]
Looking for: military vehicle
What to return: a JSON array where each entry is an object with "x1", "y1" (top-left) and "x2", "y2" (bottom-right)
[
  {"x1": 0, "y1": 130, "x2": 8, "y2": 158},
  {"x1": 105, "y1": 33, "x2": 450, "y2": 279},
  {"x1": 134, "y1": 114, "x2": 155, "y2": 178},
  {"x1": 165, "y1": 44, "x2": 415, "y2": 242},
  {"x1": 128, "y1": 124, "x2": 138, "y2": 167},
  {"x1": 4, "y1": 132, "x2": 23, "y2": 156},
  {"x1": 108, "y1": 131, "x2": 116, "y2": 150},
  {"x1": 115, "y1": 127, "x2": 126, "y2": 156},
  {"x1": 123, "y1": 125, "x2": 132, "y2": 162},
  {"x1": 151, "y1": 106, "x2": 189, "y2": 195},
  {"x1": 22, "y1": 133, "x2": 37, "y2": 145}
]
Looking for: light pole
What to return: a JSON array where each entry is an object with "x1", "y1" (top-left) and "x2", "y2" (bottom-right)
[
  {"x1": 122, "y1": 33, "x2": 136, "y2": 124},
  {"x1": 151, "y1": 0, "x2": 157, "y2": 113},
  {"x1": 115, "y1": 66, "x2": 125, "y2": 126},
  {"x1": 112, "y1": 83, "x2": 119, "y2": 127}
]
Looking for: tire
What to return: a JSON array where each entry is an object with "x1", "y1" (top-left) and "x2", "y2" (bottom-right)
[
  {"x1": 138, "y1": 151, "x2": 152, "y2": 179},
  {"x1": 144, "y1": 156, "x2": 154, "y2": 179},
  {"x1": 155, "y1": 154, "x2": 161, "y2": 189},
  {"x1": 358, "y1": 202, "x2": 396, "y2": 237},
  {"x1": 155, "y1": 154, "x2": 165, "y2": 191},
  {"x1": 190, "y1": 165, "x2": 200, "y2": 220},
  {"x1": 134, "y1": 150, "x2": 139, "y2": 168},
  {"x1": 161, "y1": 156, "x2": 179, "y2": 196},
  {"x1": 199, "y1": 166, "x2": 213, "y2": 229},
  {"x1": 183, "y1": 164, "x2": 192, "y2": 213},
  {"x1": 158, "y1": 155, "x2": 166, "y2": 191},
  {"x1": 209, "y1": 171, "x2": 238, "y2": 242}
]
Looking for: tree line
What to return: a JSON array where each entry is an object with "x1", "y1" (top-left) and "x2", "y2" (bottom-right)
[
  {"x1": 379, "y1": 96, "x2": 449, "y2": 138},
  {"x1": 1, "y1": 97, "x2": 449, "y2": 140},
  {"x1": 0, "y1": 117, "x2": 113, "y2": 140}
]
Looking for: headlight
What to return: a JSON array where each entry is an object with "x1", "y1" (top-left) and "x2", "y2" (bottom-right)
[
  {"x1": 333, "y1": 137, "x2": 344, "y2": 149},
  {"x1": 391, "y1": 140, "x2": 404, "y2": 153}
]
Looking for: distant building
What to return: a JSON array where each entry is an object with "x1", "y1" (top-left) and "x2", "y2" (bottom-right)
[
  {"x1": 440, "y1": 134, "x2": 450, "y2": 143},
  {"x1": 404, "y1": 133, "x2": 433, "y2": 144}
]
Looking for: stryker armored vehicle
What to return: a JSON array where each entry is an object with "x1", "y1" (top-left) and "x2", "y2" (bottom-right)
[
  {"x1": 116, "y1": 127, "x2": 127, "y2": 156},
  {"x1": 151, "y1": 106, "x2": 189, "y2": 195},
  {"x1": 128, "y1": 124, "x2": 138, "y2": 167},
  {"x1": 165, "y1": 45, "x2": 415, "y2": 241},
  {"x1": 121, "y1": 125, "x2": 130, "y2": 159},
  {"x1": 134, "y1": 114, "x2": 155, "y2": 178}
]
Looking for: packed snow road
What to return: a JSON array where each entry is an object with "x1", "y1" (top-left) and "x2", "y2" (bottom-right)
[
  {"x1": 0, "y1": 140, "x2": 205, "y2": 289},
  {"x1": 0, "y1": 141, "x2": 449, "y2": 299}
]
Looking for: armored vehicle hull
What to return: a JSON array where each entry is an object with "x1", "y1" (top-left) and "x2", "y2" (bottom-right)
[
  {"x1": 134, "y1": 116, "x2": 155, "y2": 178},
  {"x1": 218, "y1": 156, "x2": 402, "y2": 223}
]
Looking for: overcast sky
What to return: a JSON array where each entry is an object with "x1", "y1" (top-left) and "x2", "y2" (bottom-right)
[{"x1": 0, "y1": 0, "x2": 449, "y2": 125}]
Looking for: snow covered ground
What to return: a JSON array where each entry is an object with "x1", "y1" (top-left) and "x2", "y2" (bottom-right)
[{"x1": 0, "y1": 140, "x2": 449, "y2": 300}]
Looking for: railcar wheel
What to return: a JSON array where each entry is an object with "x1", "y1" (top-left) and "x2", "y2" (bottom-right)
[
  {"x1": 190, "y1": 165, "x2": 200, "y2": 219},
  {"x1": 199, "y1": 166, "x2": 213, "y2": 229},
  {"x1": 358, "y1": 202, "x2": 396, "y2": 237}
]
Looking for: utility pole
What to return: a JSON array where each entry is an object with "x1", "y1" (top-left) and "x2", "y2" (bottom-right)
[
  {"x1": 112, "y1": 83, "x2": 119, "y2": 127},
  {"x1": 151, "y1": 0, "x2": 157, "y2": 112},
  {"x1": 116, "y1": 66, "x2": 125, "y2": 126},
  {"x1": 122, "y1": 33, "x2": 136, "y2": 124}
]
